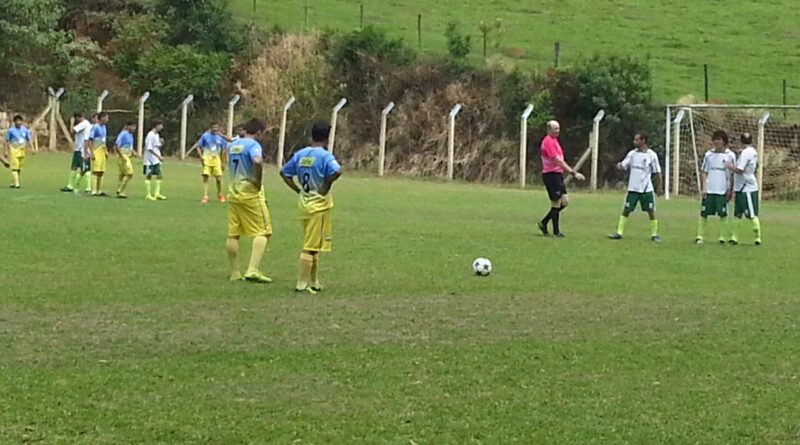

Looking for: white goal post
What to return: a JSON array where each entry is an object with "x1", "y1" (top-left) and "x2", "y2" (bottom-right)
[{"x1": 665, "y1": 104, "x2": 800, "y2": 201}]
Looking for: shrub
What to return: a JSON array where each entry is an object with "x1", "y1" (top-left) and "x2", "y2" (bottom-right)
[{"x1": 445, "y1": 21, "x2": 471, "y2": 60}]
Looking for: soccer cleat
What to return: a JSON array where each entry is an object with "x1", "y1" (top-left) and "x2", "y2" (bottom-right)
[
  {"x1": 310, "y1": 284, "x2": 323, "y2": 292},
  {"x1": 651, "y1": 235, "x2": 662, "y2": 243},
  {"x1": 244, "y1": 271, "x2": 273, "y2": 284},
  {"x1": 9, "y1": 185, "x2": 19, "y2": 189},
  {"x1": 145, "y1": 195, "x2": 157, "y2": 201},
  {"x1": 608, "y1": 233, "x2": 623, "y2": 240},
  {"x1": 60, "y1": 187, "x2": 74, "y2": 193},
  {"x1": 755, "y1": 240, "x2": 762, "y2": 246},
  {"x1": 116, "y1": 192, "x2": 127, "y2": 199},
  {"x1": 695, "y1": 238, "x2": 704, "y2": 245},
  {"x1": 218, "y1": 194, "x2": 226, "y2": 203},
  {"x1": 155, "y1": 194, "x2": 167, "y2": 201},
  {"x1": 728, "y1": 240, "x2": 739, "y2": 246},
  {"x1": 97, "y1": 192, "x2": 109, "y2": 197},
  {"x1": 553, "y1": 232, "x2": 566, "y2": 239},
  {"x1": 229, "y1": 273, "x2": 243, "y2": 282},
  {"x1": 537, "y1": 221, "x2": 549, "y2": 237},
  {"x1": 718, "y1": 239, "x2": 726, "y2": 245},
  {"x1": 201, "y1": 196, "x2": 209, "y2": 204},
  {"x1": 295, "y1": 286, "x2": 318, "y2": 295}
]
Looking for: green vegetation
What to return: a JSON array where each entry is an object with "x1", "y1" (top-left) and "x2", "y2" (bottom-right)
[
  {"x1": 231, "y1": 0, "x2": 800, "y2": 103},
  {"x1": 2, "y1": 153, "x2": 800, "y2": 443}
]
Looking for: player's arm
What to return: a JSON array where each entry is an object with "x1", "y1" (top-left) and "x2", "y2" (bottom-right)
[
  {"x1": 554, "y1": 158, "x2": 585, "y2": 181},
  {"x1": 281, "y1": 173, "x2": 300, "y2": 194},
  {"x1": 319, "y1": 171, "x2": 341, "y2": 196},
  {"x1": 700, "y1": 172, "x2": 708, "y2": 197},
  {"x1": 252, "y1": 156, "x2": 264, "y2": 190},
  {"x1": 655, "y1": 172, "x2": 664, "y2": 195},
  {"x1": 617, "y1": 151, "x2": 632, "y2": 171}
]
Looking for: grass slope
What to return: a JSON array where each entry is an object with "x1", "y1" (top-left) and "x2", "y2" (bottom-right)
[
  {"x1": 1, "y1": 153, "x2": 800, "y2": 444},
  {"x1": 232, "y1": 0, "x2": 800, "y2": 104}
]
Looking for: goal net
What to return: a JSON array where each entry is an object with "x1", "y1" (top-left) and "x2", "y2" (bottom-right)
[{"x1": 666, "y1": 105, "x2": 800, "y2": 200}]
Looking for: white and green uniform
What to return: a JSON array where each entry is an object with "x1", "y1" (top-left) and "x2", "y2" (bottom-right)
[
  {"x1": 72, "y1": 120, "x2": 92, "y2": 171},
  {"x1": 734, "y1": 146, "x2": 759, "y2": 218},
  {"x1": 621, "y1": 148, "x2": 660, "y2": 213},
  {"x1": 700, "y1": 149, "x2": 735, "y2": 217}
]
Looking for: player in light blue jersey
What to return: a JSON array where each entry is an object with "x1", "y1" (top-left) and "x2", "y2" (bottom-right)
[
  {"x1": 114, "y1": 122, "x2": 137, "y2": 198},
  {"x1": 281, "y1": 122, "x2": 342, "y2": 294},
  {"x1": 197, "y1": 122, "x2": 230, "y2": 203},
  {"x1": 224, "y1": 118, "x2": 273, "y2": 284},
  {"x1": 5, "y1": 115, "x2": 32, "y2": 188}
]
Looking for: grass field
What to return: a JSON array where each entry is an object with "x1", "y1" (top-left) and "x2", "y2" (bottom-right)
[
  {"x1": 2, "y1": 153, "x2": 800, "y2": 444},
  {"x1": 231, "y1": 0, "x2": 800, "y2": 104}
]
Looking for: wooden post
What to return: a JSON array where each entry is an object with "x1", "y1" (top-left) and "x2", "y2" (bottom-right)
[
  {"x1": 590, "y1": 110, "x2": 605, "y2": 191},
  {"x1": 447, "y1": 104, "x2": 463, "y2": 181},
  {"x1": 329, "y1": 98, "x2": 348, "y2": 155},
  {"x1": 417, "y1": 14, "x2": 422, "y2": 49},
  {"x1": 136, "y1": 92, "x2": 150, "y2": 156},
  {"x1": 47, "y1": 88, "x2": 64, "y2": 152},
  {"x1": 672, "y1": 109, "x2": 686, "y2": 197},
  {"x1": 519, "y1": 104, "x2": 534, "y2": 188},
  {"x1": 554, "y1": 42, "x2": 561, "y2": 68},
  {"x1": 96, "y1": 90, "x2": 109, "y2": 113},
  {"x1": 757, "y1": 112, "x2": 770, "y2": 204},
  {"x1": 378, "y1": 102, "x2": 395, "y2": 177},
  {"x1": 277, "y1": 96, "x2": 296, "y2": 166},
  {"x1": 180, "y1": 95, "x2": 194, "y2": 160},
  {"x1": 227, "y1": 95, "x2": 241, "y2": 139},
  {"x1": 704, "y1": 64, "x2": 709, "y2": 103}
]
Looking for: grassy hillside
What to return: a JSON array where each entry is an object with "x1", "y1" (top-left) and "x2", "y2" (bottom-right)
[
  {"x1": 232, "y1": 0, "x2": 800, "y2": 104},
  {"x1": 2, "y1": 154, "x2": 800, "y2": 443}
]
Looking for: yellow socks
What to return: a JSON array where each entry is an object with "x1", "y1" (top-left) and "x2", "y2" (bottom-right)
[
  {"x1": 145, "y1": 179, "x2": 152, "y2": 197},
  {"x1": 226, "y1": 238, "x2": 240, "y2": 278},
  {"x1": 67, "y1": 170, "x2": 79, "y2": 189},
  {"x1": 246, "y1": 236, "x2": 268, "y2": 275},
  {"x1": 310, "y1": 255, "x2": 320, "y2": 289},
  {"x1": 650, "y1": 219, "x2": 659, "y2": 237},
  {"x1": 731, "y1": 218, "x2": 741, "y2": 243},
  {"x1": 719, "y1": 217, "x2": 729, "y2": 241},
  {"x1": 697, "y1": 217, "x2": 707, "y2": 240},
  {"x1": 203, "y1": 181, "x2": 209, "y2": 198},
  {"x1": 616, "y1": 215, "x2": 628, "y2": 235},
  {"x1": 297, "y1": 253, "x2": 314, "y2": 290},
  {"x1": 154, "y1": 179, "x2": 162, "y2": 197},
  {"x1": 118, "y1": 176, "x2": 130, "y2": 194},
  {"x1": 11, "y1": 171, "x2": 20, "y2": 187},
  {"x1": 752, "y1": 217, "x2": 762, "y2": 242}
]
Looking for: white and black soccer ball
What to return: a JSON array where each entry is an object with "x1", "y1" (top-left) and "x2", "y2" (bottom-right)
[{"x1": 472, "y1": 258, "x2": 492, "y2": 277}]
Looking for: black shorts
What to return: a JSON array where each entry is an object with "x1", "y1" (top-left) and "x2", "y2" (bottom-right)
[{"x1": 543, "y1": 172, "x2": 567, "y2": 201}]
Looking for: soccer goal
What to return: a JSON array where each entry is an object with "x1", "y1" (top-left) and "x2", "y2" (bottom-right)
[{"x1": 665, "y1": 104, "x2": 800, "y2": 200}]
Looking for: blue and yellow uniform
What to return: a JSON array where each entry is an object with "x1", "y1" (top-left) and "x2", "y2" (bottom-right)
[
  {"x1": 198, "y1": 131, "x2": 226, "y2": 177},
  {"x1": 226, "y1": 137, "x2": 272, "y2": 237},
  {"x1": 90, "y1": 124, "x2": 108, "y2": 173},
  {"x1": 281, "y1": 146, "x2": 341, "y2": 252},
  {"x1": 115, "y1": 130, "x2": 135, "y2": 176},
  {"x1": 6, "y1": 126, "x2": 31, "y2": 171}
]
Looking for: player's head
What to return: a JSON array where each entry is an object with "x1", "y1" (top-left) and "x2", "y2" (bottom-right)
[
  {"x1": 546, "y1": 120, "x2": 560, "y2": 137},
  {"x1": 741, "y1": 132, "x2": 753, "y2": 145},
  {"x1": 125, "y1": 121, "x2": 136, "y2": 132},
  {"x1": 97, "y1": 112, "x2": 109, "y2": 124},
  {"x1": 234, "y1": 124, "x2": 246, "y2": 138},
  {"x1": 243, "y1": 118, "x2": 266, "y2": 136},
  {"x1": 634, "y1": 132, "x2": 648, "y2": 148},
  {"x1": 712, "y1": 130, "x2": 728, "y2": 149},
  {"x1": 152, "y1": 119, "x2": 164, "y2": 132},
  {"x1": 209, "y1": 122, "x2": 219, "y2": 134},
  {"x1": 13, "y1": 115, "x2": 24, "y2": 127},
  {"x1": 73, "y1": 112, "x2": 84, "y2": 122},
  {"x1": 91, "y1": 114, "x2": 98, "y2": 123},
  {"x1": 311, "y1": 122, "x2": 331, "y2": 146}
]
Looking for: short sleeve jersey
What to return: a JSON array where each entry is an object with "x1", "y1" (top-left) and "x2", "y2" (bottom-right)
[
  {"x1": 701, "y1": 149, "x2": 735, "y2": 195},
  {"x1": 541, "y1": 135, "x2": 564, "y2": 174},
  {"x1": 74, "y1": 120, "x2": 92, "y2": 152},
  {"x1": 89, "y1": 124, "x2": 107, "y2": 149},
  {"x1": 6, "y1": 126, "x2": 31, "y2": 150},
  {"x1": 115, "y1": 130, "x2": 135, "y2": 155},
  {"x1": 227, "y1": 137, "x2": 263, "y2": 183},
  {"x1": 734, "y1": 146, "x2": 758, "y2": 193},
  {"x1": 144, "y1": 131, "x2": 162, "y2": 166},
  {"x1": 198, "y1": 131, "x2": 226, "y2": 157},
  {"x1": 281, "y1": 146, "x2": 341, "y2": 214},
  {"x1": 621, "y1": 148, "x2": 661, "y2": 193}
]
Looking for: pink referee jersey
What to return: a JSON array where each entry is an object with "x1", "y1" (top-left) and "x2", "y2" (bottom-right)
[{"x1": 541, "y1": 135, "x2": 564, "y2": 174}]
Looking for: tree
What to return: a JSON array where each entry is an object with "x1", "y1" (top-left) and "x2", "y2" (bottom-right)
[
  {"x1": 155, "y1": 0, "x2": 247, "y2": 54},
  {"x1": 0, "y1": 0, "x2": 69, "y2": 80}
]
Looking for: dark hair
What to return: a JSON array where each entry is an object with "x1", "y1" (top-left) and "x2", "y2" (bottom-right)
[
  {"x1": 311, "y1": 121, "x2": 331, "y2": 143},
  {"x1": 125, "y1": 121, "x2": 136, "y2": 127},
  {"x1": 73, "y1": 112, "x2": 84, "y2": 119},
  {"x1": 13, "y1": 115, "x2": 23, "y2": 121},
  {"x1": 151, "y1": 119, "x2": 163, "y2": 128},
  {"x1": 97, "y1": 112, "x2": 109, "y2": 120},
  {"x1": 635, "y1": 132, "x2": 649, "y2": 143},
  {"x1": 712, "y1": 130, "x2": 729, "y2": 144},
  {"x1": 209, "y1": 122, "x2": 219, "y2": 127},
  {"x1": 740, "y1": 132, "x2": 753, "y2": 145},
  {"x1": 243, "y1": 118, "x2": 266, "y2": 135}
]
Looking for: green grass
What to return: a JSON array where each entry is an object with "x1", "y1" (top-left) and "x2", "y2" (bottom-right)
[
  {"x1": 2, "y1": 153, "x2": 800, "y2": 444},
  {"x1": 232, "y1": 0, "x2": 800, "y2": 104}
]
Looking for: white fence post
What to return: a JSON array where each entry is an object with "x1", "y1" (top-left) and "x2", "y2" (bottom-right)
[
  {"x1": 96, "y1": 90, "x2": 109, "y2": 114},
  {"x1": 179, "y1": 94, "x2": 194, "y2": 160},
  {"x1": 757, "y1": 112, "x2": 770, "y2": 205},
  {"x1": 136, "y1": 92, "x2": 150, "y2": 156},
  {"x1": 378, "y1": 101, "x2": 396, "y2": 177},
  {"x1": 520, "y1": 104, "x2": 534, "y2": 188},
  {"x1": 590, "y1": 109, "x2": 605, "y2": 191},
  {"x1": 47, "y1": 87, "x2": 64, "y2": 152},
  {"x1": 227, "y1": 95, "x2": 241, "y2": 139},
  {"x1": 329, "y1": 98, "x2": 348, "y2": 155},
  {"x1": 665, "y1": 106, "x2": 672, "y2": 200},
  {"x1": 671, "y1": 109, "x2": 686, "y2": 197},
  {"x1": 447, "y1": 104, "x2": 463, "y2": 181},
  {"x1": 277, "y1": 96, "x2": 296, "y2": 166}
]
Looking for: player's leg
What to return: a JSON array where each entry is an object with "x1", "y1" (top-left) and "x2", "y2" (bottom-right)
[
  {"x1": 242, "y1": 200, "x2": 273, "y2": 283},
  {"x1": 9, "y1": 151, "x2": 22, "y2": 188},
  {"x1": 551, "y1": 193, "x2": 569, "y2": 237},
  {"x1": 718, "y1": 195, "x2": 730, "y2": 244},
  {"x1": 645, "y1": 192, "x2": 659, "y2": 241},
  {"x1": 611, "y1": 193, "x2": 636, "y2": 239},
  {"x1": 310, "y1": 210, "x2": 332, "y2": 291},
  {"x1": 696, "y1": 195, "x2": 710, "y2": 244},
  {"x1": 539, "y1": 173, "x2": 560, "y2": 236},
  {"x1": 153, "y1": 166, "x2": 166, "y2": 200},
  {"x1": 62, "y1": 153, "x2": 81, "y2": 192},
  {"x1": 201, "y1": 174, "x2": 210, "y2": 203},
  {"x1": 226, "y1": 203, "x2": 243, "y2": 280},
  {"x1": 215, "y1": 174, "x2": 225, "y2": 202},
  {"x1": 746, "y1": 191, "x2": 762, "y2": 245},
  {"x1": 296, "y1": 215, "x2": 318, "y2": 293},
  {"x1": 144, "y1": 166, "x2": 155, "y2": 200}
]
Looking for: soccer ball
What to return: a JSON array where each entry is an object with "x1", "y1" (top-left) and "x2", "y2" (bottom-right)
[{"x1": 472, "y1": 258, "x2": 492, "y2": 277}]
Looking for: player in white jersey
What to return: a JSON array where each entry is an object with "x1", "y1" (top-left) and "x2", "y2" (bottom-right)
[
  {"x1": 143, "y1": 120, "x2": 167, "y2": 201},
  {"x1": 696, "y1": 130, "x2": 736, "y2": 244},
  {"x1": 608, "y1": 133, "x2": 663, "y2": 242},
  {"x1": 726, "y1": 132, "x2": 762, "y2": 245},
  {"x1": 61, "y1": 113, "x2": 93, "y2": 194}
]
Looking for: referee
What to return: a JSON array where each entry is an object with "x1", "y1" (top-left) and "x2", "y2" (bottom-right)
[{"x1": 537, "y1": 120, "x2": 585, "y2": 238}]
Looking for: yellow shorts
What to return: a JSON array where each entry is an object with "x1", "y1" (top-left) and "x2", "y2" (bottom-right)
[
  {"x1": 9, "y1": 148, "x2": 24, "y2": 170},
  {"x1": 301, "y1": 209, "x2": 333, "y2": 252},
  {"x1": 228, "y1": 199, "x2": 273, "y2": 238},
  {"x1": 118, "y1": 153, "x2": 133, "y2": 176},
  {"x1": 203, "y1": 154, "x2": 223, "y2": 177},
  {"x1": 92, "y1": 147, "x2": 107, "y2": 173}
]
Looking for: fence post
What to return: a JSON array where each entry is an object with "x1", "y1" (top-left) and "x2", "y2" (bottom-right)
[
  {"x1": 378, "y1": 102, "x2": 396, "y2": 177},
  {"x1": 447, "y1": 104, "x2": 463, "y2": 181},
  {"x1": 227, "y1": 95, "x2": 241, "y2": 139},
  {"x1": 554, "y1": 42, "x2": 561, "y2": 67},
  {"x1": 136, "y1": 92, "x2": 150, "y2": 156},
  {"x1": 417, "y1": 14, "x2": 422, "y2": 48},
  {"x1": 757, "y1": 112, "x2": 770, "y2": 205},
  {"x1": 329, "y1": 98, "x2": 348, "y2": 155},
  {"x1": 519, "y1": 104, "x2": 534, "y2": 188},
  {"x1": 672, "y1": 109, "x2": 686, "y2": 197},
  {"x1": 704, "y1": 64, "x2": 709, "y2": 103},
  {"x1": 665, "y1": 106, "x2": 671, "y2": 200},
  {"x1": 180, "y1": 94, "x2": 194, "y2": 160},
  {"x1": 47, "y1": 87, "x2": 64, "y2": 152},
  {"x1": 96, "y1": 90, "x2": 109, "y2": 113},
  {"x1": 277, "y1": 96, "x2": 296, "y2": 166},
  {"x1": 590, "y1": 109, "x2": 605, "y2": 191}
]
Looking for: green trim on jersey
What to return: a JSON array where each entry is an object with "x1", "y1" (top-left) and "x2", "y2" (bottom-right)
[
  {"x1": 735, "y1": 191, "x2": 759, "y2": 219},
  {"x1": 701, "y1": 193, "x2": 728, "y2": 218}
]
